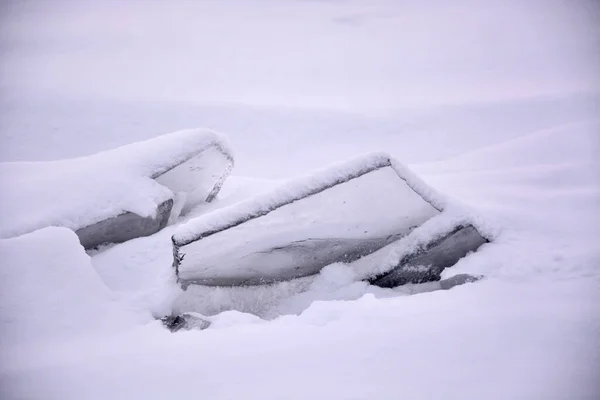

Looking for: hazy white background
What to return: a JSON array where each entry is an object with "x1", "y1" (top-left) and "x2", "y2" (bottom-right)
[
  {"x1": 1, "y1": 0, "x2": 599, "y2": 177},
  {"x1": 1, "y1": 0, "x2": 599, "y2": 110}
]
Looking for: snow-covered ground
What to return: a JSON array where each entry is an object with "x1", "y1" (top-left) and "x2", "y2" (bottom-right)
[{"x1": 1, "y1": 1, "x2": 599, "y2": 399}]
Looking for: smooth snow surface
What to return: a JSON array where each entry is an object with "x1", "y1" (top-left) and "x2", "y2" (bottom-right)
[
  {"x1": 0, "y1": 227, "x2": 149, "y2": 346},
  {"x1": 1, "y1": 0, "x2": 599, "y2": 399},
  {"x1": 2, "y1": 0, "x2": 598, "y2": 109}
]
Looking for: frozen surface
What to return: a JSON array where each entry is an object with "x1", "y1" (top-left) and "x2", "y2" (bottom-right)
[
  {"x1": 0, "y1": 128, "x2": 232, "y2": 240},
  {"x1": 1, "y1": 0, "x2": 600, "y2": 399},
  {"x1": 175, "y1": 156, "x2": 442, "y2": 286},
  {"x1": 2, "y1": 111, "x2": 592, "y2": 398},
  {"x1": 1, "y1": 0, "x2": 598, "y2": 109}
]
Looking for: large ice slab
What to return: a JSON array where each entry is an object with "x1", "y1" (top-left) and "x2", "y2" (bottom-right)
[
  {"x1": 0, "y1": 128, "x2": 233, "y2": 247},
  {"x1": 173, "y1": 153, "x2": 445, "y2": 287}
]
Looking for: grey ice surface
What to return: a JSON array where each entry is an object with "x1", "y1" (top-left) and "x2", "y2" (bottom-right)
[
  {"x1": 76, "y1": 199, "x2": 173, "y2": 249},
  {"x1": 369, "y1": 226, "x2": 488, "y2": 288},
  {"x1": 439, "y1": 274, "x2": 483, "y2": 290}
]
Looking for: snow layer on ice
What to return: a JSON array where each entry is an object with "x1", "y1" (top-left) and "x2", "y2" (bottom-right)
[{"x1": 0, "y1": 128, "x2": 232, "y2": 240}]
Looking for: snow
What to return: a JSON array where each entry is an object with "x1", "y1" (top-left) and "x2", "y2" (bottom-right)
[
  {"x1": 2, "y1": 280, "x2": 598, "y2": 400},
  {"x1": 0, "y1": 227, "x2": 149, "y2": 346},
  {"x1": 1, "y1": 0, "x2": 600, "y2": 399},
  {"x1": 2, "y1": 0, "x2": 598, "y2": 109},
  {"x1": 0, "y1": 128, "x2": 232, "y2": 240},
  {"x1": 415, "y1": 120, "x2": 600, "y2": 174}
]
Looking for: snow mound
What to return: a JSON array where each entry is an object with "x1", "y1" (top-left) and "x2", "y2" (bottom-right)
[
  {"x1": 0, "y1": 128, "x2": 232, "y2": 240},
  {"x1": 0, "y1": 227, "x2": 147, "y2": 345}
]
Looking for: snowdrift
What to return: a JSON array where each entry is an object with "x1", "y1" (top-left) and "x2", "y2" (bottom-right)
[{"x1": 0, "y1": 227, "x2": 146, "y2": 345}]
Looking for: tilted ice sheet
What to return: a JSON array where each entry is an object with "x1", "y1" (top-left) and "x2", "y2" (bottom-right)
[
  {"x1": 0, "y1": 128, "x2": 233, "y2": 240},
  {"x1": 175, "y1": 153, "x2": 445, "y2": 286},
  {"x1": 174, "y1": 152, "x2": 445, "y2": 245}
]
